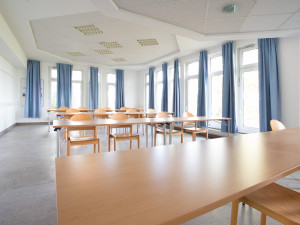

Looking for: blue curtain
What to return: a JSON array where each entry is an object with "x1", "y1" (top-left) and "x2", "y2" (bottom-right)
[
  {"x1": 258, "y1": 38, "x2": 281, "y2": 132},
  {"x1": 24, "y1": 60, "x2": 41, "y2": 118},
  {"x1": 89, "y1": 67, "x2": 99, "y2": 109},
  {"x1": 115, "y1": 69, "x2": 125, "y2": 109},
  {"x1": 173, "y1": 59, "x2": 181, "y2": 117},
  {"x1": 161, "y1": 63, "x2": 168, "y2": 112},
  {"x1": 57, "y1": 63, "x2": 72, "y2": 108},
  {"x1": 149, "y1": 67, "x2": 155, "y2": 109},
  {"x1": 221, "y1": 42, "x2": 238, "y2": 133},
  {"x1": 197, "y1": 51, "x2": 208, "y2": 127}
]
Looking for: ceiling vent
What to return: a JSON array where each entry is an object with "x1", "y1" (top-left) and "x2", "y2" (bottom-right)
[
  {"x1": 100, "y1": 42, "x2": 122, "y2": 48},
  {"x1": 95, "y1": 49, "x2": 114, "y2": 54},
  {"x1": 137, "y1": 38, "x2": 159, "y2": 46},
  {"x1": 112, "y1": 58, "x2": 126, "y2": 62},
  {"x1": 74, "y1": 24, "x2": 103, "y2": 35},
  {"x1": 66, "y1": 52, "x2": 85, "y2": 56}
]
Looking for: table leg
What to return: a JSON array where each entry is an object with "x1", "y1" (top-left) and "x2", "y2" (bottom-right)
[
  {"x1": 48, "y1": 111, "x2": 50, "y2": 132},
  {"x1": 146, "y1": 124, "x2": 148, "y2": 147},
  {"x1": 163, "y1": 124, "x2": 166, "y2": 145},
  {"x1": 228, "y1": 120, "x2": 230, "y2": 136},
  {"x1": 151, "y1": 124, "x2": 154, "y2": 147},
  {"x1": 56, "y1": 128, "x2": 61, "y2": 157},
  {"x1": 169, "y1": 123, "x2": 172, "y2": 145}
]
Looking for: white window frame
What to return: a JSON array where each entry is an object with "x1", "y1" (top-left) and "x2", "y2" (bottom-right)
[
  {"x1": 106, "y1": 73, "x2": 116, "y2": 109},
  {"x1": 208, "y1": 52, "x2": 223, "y2": 129},
  {"x1": 238, "y1": 44, "x2": 259, "y2": 133},
  {"x1": 184, "y1": 59, "x2": 198, "y2": 114},
  {"x1": 168, "y1": 66, "x2": 174, "y2": 112},
  {"x1": 145, "y1": 73, "x2": 149, "y2": 110},
  {"x1": 155, "y1": 69, "x2": 163, "y2": 111},
  {"x1": 71, "y1": 70, "x2": 83, "y2": 108}
]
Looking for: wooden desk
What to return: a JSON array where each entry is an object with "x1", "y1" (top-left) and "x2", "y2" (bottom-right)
[
  {"x1": 56, "y1": 111, "x2": 175, "y2": 117},
  {"x1": 55, "y1": 128, "x2": 300, "y2": 225},
  {"x1": 53, "y1": 116, "x2": 230, "y2": 157}
]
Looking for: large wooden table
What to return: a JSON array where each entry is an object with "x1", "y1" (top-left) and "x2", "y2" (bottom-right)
[
  {"x1": 53, "y1": 116, "x2": 230, "y2": 157},
  {"x1": 55, "y1": 128, "x2": 300, "y2": 225}
]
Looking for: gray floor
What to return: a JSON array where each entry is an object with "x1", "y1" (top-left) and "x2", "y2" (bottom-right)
[{"x1": 0, "y1": 124, "x2": 299, "y2": 225}]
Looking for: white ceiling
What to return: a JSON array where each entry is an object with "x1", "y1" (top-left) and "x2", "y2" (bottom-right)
[{"x1": 0, "y1": 0, "x2": 299, "y2": 70}]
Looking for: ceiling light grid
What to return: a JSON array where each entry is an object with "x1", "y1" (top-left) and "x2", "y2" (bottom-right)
[
  {"x1": 112, "y1": 58, "x2": 126, "y2": 62},
  {"x1": 74, "y1": 24, "x2": 103, "y2": 35},
  {"x1": 137, "y1": 38, "x2": 159, "y2": 46},
  {"x1": 100, "y1": 42, "x2": 122, "y2": 48},
  {"x1": 66, "y1": 52, "x2": 85, "y2": 56},
  {"x1": 95, "y1": 49, "x2": 114, "y2": 54}
]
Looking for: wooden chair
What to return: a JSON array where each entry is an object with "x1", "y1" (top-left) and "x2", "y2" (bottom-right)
[
  {"x1": 120, "y1": 107, "x2": 128, "y2": 111},
  {"x1": 94, "y1": 108, "x2": 109, "y2": 133},
  {"x1": 270, "y1": 119, "x2": 286, "y2": 131},
  {"x1": 58, "y1": 106, "x2": 68, "y2": 111},
  {"x1": 126, "y1": 108, "x2": 142, "y2": 133},
  {"x1": 78, "y1": 106, "x2": 87, "y2": 110},
  {"x1": 66, "y1": 114, "x2": 100, "y2": 156},
  {"x1": 231, "y1": 183, "x2": 300, "y2": 225},
  {"x1": 103, "y1": 107, "x2": 111, "y2": 112},
  {"x1": 182, "y1": 112, "x2": 208, "y2": 141},
  {"x1": 154, "y1": 112, "x2": 183, "y2": 146},
  {"x1": 146, "y1": 109, "x2": 156, "y2": 118},
  {"x1": 108, "y1": 113, "x2": 140, "y2": 152}
]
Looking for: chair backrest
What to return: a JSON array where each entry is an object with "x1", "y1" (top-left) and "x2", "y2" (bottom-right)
[
  {"x1": 270, "y1": 120, "x2": 286, "y2": 131},
  {"x1": 103, "y1": 107, "x2": 111, "y2": 109},
  {"x1": 148, "y1": 109, "x2": 155, "y2": 112},
  {"x1": 70, "y1": 114, "x2": 93, "y2": 121},
  {"x1": 156, "y1": 112, "x2": 169, "y2": 118},
  {"x1": 120, "y1": 107, "x2": 128, "y2": 110},
  {"x1": 78, "y1": 107, "x2": 87, "y2": 110},
  {"x1": 95, "y1": 108, "x2": 106, "y2": 113},
  {"x1": 111, "y1": 113, "x2": 129, "y2": 120},
  {"x1": 183, "y1": 112, "x2": 194, "y2": 117},
  {"x1": 66, "y1": 108, "x2": 80, "y2": 113},
  {"x1": 138, "y1": 108, "x2": 144, "y2": 112},
  {"x1": 126, "y1": 108, "x2": 137, "y2": 113},
  {"x1": 58, "y1": 106, "x2": 68, "y2": 110}
]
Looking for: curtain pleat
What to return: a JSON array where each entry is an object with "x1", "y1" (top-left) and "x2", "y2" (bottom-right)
[
  {"x1": 89, "y1": 67, "x2": 99, "y2": 109},
  {"x1": 149, "y1": 67, "x2": 155, "y2": 109},
  {"x1": 115, "y1": 69, "x2": 125, "y2": 109},
  {"x1": 161, "y1": 63, "x2": 168, "y2": 112},
  {"x1": 172, "y1": 59, "x2": 181, "y2": 117},
  {"x1": 57, "y1": 63, "x2": 72, "y2": 108}
]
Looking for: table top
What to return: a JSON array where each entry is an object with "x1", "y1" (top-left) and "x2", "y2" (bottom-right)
[
  {"x1": 55, "y1": 128, "x2": 300, "y2": 225},
  {"x1": 53, "y1": 116, "x2": 230, "y2": 128},
  {"x1": 47, "y1": 109, "x2": 91, "y2": 112},
  {"x1": 55, "y1": 111, "x2": 175, "y2": 116}
]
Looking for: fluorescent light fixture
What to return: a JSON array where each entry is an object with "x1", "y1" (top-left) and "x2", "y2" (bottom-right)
[{"x1": 222, "y1": 4, "x2": 238, "y2": 13}]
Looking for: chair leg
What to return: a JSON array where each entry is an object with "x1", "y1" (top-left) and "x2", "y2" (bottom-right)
[
  {"x1": 114, "y1": 138, "x2": 117, "y2": 151},
  {"x1": 98, "y1": 139, "x2": 101, "y2": 153},
  {"x1": 67, "y1": 140, "x2": 71, "y2": 156},
  {"x1": 181, "y1": 133, "x2": 183, "y2": 143},
  {"x1": 108, "y1": 136, "x2": 111, "y2": 152},
  {"x1": 94, "y1": 144, "x2": 96, "y2": 154},
  {"x1": 137, "y1": 124, "x2": 138, "y2": 134},
  {"x1": 230, "y1": 200, "x2": 239, "y2": 225},
  {"x1": 130, "y1": 140, "x2": 132, "y2": 149},
  {"x1": 138, "y1": 136, "x2": 140, "y2": 149},
  {"x1": 143, "y1": 124, "x2": 144, "y2": 135},
  {"x1": 260, "y1": 213, "x2": 267, "y2": 225},
  {"x1": 192, "y1": 133, "x2": 196, "y2": 141},
  {"x1": 206, "y1": 131, "x2": 208, "y2": 140},
  {"x1": 154, "y1": 132, "x2": 157, "y2": 146}
]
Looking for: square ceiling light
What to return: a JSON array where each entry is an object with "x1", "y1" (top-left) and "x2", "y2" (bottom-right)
[
  {"x1": 100, "y1": 42, "x2": 122, "y2": 48},
  {"x1": 112, "y1": 58, "x2": 126, "y2": 62},
  {"x1": 137, "y1": 38, "x2": 159, "y2": 46},
  {"x1": 95, "y1": 49, "x2": 114, "y2": 54},
  {"x1": 66, "y1": 52, "x2": 85, "y2": 56},
  {"x1": 74, "y1": 24, "x2": 103, "y2": 35}
]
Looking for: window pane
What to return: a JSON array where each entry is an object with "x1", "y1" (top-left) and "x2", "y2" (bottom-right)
[
  {"x1": 168, "y1": 80, "x2": 173, "y2": 111},
  {"x1": 107, "y1": 84, "x2": 115, "y2": 109},
  {"x1": 51, "y1": 69, "x2": 57, "y2": 79},
  {"x1": 157, "y1": 71, "x2": 163, "y2": 82},
  {"x1": 169, "y1": 68, "x2": 174, "y2": 80},
  {"x1": 146, "y1": 85, "x2": 149, "y2": 109},
  {"x1": 242, "y1": 49, "x2": 258, "y2": 66},
  {"x1": 243, "y1": 70, "x2": 259, "y2": 128},
  {"x1": 107, "y1": 74, "x2": 116, "y2": 83},
  {"x1": 72, "y1": 83, "x2": 82, "y2": 108},
  {"x1": 72, "y1": 70, "x2": 82, "y2": 81},
  {"x1": 211, "y1": 75, "x2": 223, "y2": 117},
  {"x1": 156, "y1": 83, "x2": 163, "y2": 110},
  {"x1": 210, "y1": 56, "x2": 222, "y2": 73},
  {"x1": 187, "y1": 62, "x2": 198, "y2": 76},
  {"x1": 51, "y1": 81, "x2": 57, "y2": 109},
  {"x1": 187, "y1": 78, "x2": 198, "y2": 116},
  {"x1": 146, "y1": 74, "x2": 149, "y2": 83}
]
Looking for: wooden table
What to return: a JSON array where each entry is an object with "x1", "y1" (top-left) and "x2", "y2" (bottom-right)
[
  {"x1": 56, "y1": 111, "x2": 175, "y2": 117},
  {"x1": 53, "y1": 116, "x2": 230, "y2": 157},
  {"x1": 55, "y1": 128, "x2": 300, "y2": 225}
]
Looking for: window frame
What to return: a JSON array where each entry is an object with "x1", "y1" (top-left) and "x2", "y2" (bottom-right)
[
  {"x1": 71, "y1": 70, "x2": 83, "y2": 108},
  {"x1": 155, "y1": 69, "x2": 163, "y2": 111},
  {"x1": 106, "y1": 73, "x2": 116, "y2": 109},
  {"x1": 237, "y1": 44, "x2": 259, "y2": 133},
  {"x1": 145, "y1": 73, "x2": 149, "y2": 110}
]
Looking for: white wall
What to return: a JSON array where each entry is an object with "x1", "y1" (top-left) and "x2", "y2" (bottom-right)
[
  {"x1": 0, "y1": 56, "x2": 17, "y2": 133},
  {"x1": 278, "y1": 37, "x2": 300, "y2": 128}
]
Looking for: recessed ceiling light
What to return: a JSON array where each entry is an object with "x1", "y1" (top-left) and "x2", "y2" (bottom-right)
[
  {"x1": 95, "y1": 49, "x2": 114, "y2": 55},
  {"x1": 74, "y1": 24, "x2": 103, "y2": 35},
  {"x1": 112, "y1": 58, "x2": 126, "y2": 62},
  {"x1": 66, "y1": 52, "x2": 85, "y2": 56},
  {"x1": 222, "y1": 4, "x2": 238, "y2": 13},
  {"x1": 100, "y1": 42, "x2": 122, "y2": 48},
  {"x1": 137, "y1": 38, "x2": 159, "y2": 46}
]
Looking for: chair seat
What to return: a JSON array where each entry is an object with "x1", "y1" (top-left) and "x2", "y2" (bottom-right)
[
  {"x1": 156, "y1": 128, "x2": 183, "y2": 135},
  {"x1": 241, "y1": 183, "x2": 300, "y2": 224},
  {"x1": 183, "y1": 127, "x2": 207, "y2": 133},
  {"x1": 110, "y1": 133, "x2": 139, "y2": 138},
  {"x1": 70, "y1": 136, "x2": 98, "y2": 142}
]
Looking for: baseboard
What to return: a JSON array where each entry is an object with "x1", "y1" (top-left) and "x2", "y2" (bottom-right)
[
  {"x1": 0, "y1": 123, "x2": 16, "y2": 136},
  {"x1": 16, "y1": 122, "x2": 49, "y2": 126}
]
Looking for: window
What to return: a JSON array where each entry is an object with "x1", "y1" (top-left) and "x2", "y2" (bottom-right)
[
  {"x1": 208, "y1": 53, "x2": 223, "y2": 128},
  {"x1": 50, "y1": 68, "x2": 83, "y2": 109},
  {"x1": 238, "y1": 46, "x2": 259, "y2": 132},
  {"x1": 155, "y1": 70, "x2": 163, "y2": 110},
  {"x1": 107, "y1": 73, "x2": 116, "y2": 109},
  {"x1": 145, "y1": 74, "x2": 149, "y2": 109},
  {"x1": 168, "y1": 67, "x2": 174, "y2": 111},
  {"x1": 185, "y1": 60, "x2": 198, "y2": 116}
]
